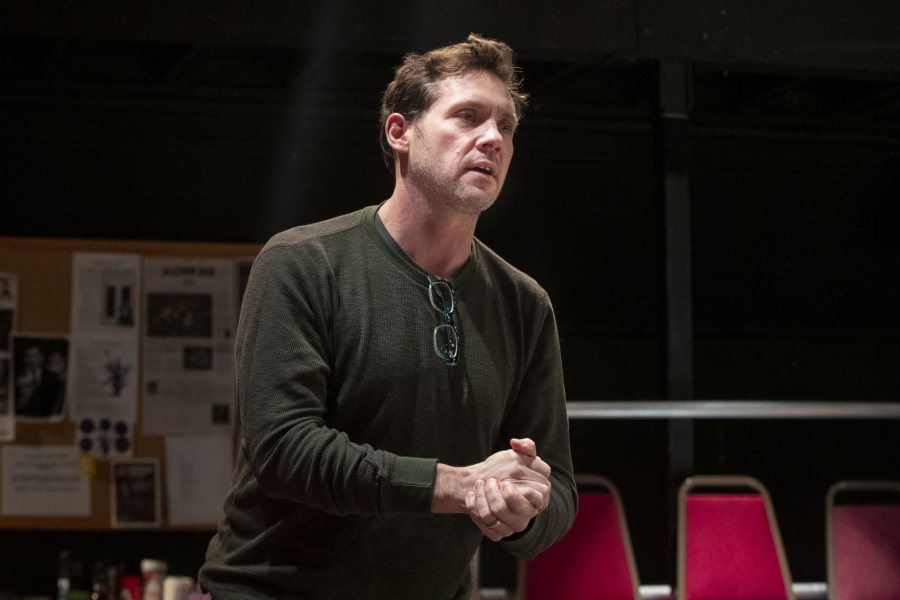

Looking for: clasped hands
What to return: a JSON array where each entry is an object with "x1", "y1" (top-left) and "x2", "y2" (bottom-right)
[{"x1": 463, "y1": 437, "x2": 552, "y2": 542}]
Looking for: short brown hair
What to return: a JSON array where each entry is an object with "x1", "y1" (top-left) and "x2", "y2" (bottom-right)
[{"x1": 379, "y1": 33, "x2": 528, "y2": 171}]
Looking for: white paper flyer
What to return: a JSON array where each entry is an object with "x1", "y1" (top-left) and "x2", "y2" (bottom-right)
[{"x1": 141, "y1": 258, "x2": 236, "y2": 435}]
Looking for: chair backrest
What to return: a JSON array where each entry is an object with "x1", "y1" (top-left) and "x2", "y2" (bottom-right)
[
  {"x1": 826, "y1": 480, "x2": 900, "y2": 600},
  {"x1": 678, "y1": 475, "x2": 795, "y2": 600},
  {"x1": 518, "y1": 474, "x2": 640, "y2": 600}
]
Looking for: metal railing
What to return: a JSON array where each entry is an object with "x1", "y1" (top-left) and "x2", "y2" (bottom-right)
[{"x1": 566, "y1": 401, "x2": 900, "y2": 419}]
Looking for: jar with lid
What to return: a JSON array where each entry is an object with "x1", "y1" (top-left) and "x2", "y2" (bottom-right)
[{"x1": 140, "y1": 559, "x2": 168, "y2": 600}]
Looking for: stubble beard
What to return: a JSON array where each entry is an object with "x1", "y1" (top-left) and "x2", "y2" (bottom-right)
[{"x1": 409, "y1": 155, "x2": 500, "y2": 218}]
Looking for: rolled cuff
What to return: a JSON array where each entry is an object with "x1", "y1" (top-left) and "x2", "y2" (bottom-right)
[{"x1": 382, "y1": 456, "x2": 438, "y2": 513}]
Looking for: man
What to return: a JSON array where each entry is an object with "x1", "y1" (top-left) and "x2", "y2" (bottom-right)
[
  {"x1": 200, "y1": 33, "x2": 576, "y2": 599},
  {"x1": 15, "y1": 343, "x2": 65, "y2": 417}
]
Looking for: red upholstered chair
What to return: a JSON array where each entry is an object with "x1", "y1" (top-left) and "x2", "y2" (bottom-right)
[
  {"x1": 826, "y1": 480, "x2": 900, "y2": 600},
  {"x1": 516, "y1": 474, "x2": 641, "y2": 600},
  {"x1": 678, "y1": 475, "x2": 795, "y2": 600}
]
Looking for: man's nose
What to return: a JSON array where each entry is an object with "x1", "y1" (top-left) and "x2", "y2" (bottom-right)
[{"x1": 477, "y1": 120, "x2": 503, "y2": 151}]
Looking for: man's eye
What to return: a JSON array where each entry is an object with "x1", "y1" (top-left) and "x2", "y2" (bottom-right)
[{"x1": 458, "y1": 110, "x2": 476, "y2": 122}]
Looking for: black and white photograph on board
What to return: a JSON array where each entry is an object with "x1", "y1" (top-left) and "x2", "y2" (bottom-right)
[
  {"x1": 111, "y1": 458, "x2": 161, "y2": 528},
  {"x1": 0, "y1": 310, "x2": 12, "y2": 353},
  {"x1": 146, "y1": 293, "x2": 213, "y2": 337},
  {"x1": 0, "y1": 358, "x2": 10, "y2": 415},
  {"x1": 12, "y1": 334, "x2": 69, "y2": 420}
]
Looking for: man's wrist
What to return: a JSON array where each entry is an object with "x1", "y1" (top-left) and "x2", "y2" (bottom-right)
[{"x1": 431, "y1": 463, "x2": 472, "y2": 513}]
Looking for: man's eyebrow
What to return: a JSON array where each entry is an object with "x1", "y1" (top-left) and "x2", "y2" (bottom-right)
[
  {"x1": 447, "y1": 99, "x2": 518, "y2": 123},
  {"x1": 446, "y1": 98, "x2": 486, "y2": 112}
]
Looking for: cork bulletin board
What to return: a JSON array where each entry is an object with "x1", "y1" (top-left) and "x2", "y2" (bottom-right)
[{"x1": 0, "y1": 236, "x2": 260, "y2": 530}]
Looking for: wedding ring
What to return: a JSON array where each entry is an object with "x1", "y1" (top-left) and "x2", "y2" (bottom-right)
[{"x1": 487, "y1": 519, "x2": 502, "y2": 529}]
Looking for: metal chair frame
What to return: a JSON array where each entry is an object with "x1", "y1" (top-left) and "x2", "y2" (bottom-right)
[
  {"x1": 515, "y1": 473, "x2": 641, "y2": 600},
  {"x1": 677, "y1": 475, "x2": 796, "y2": 600},
  {"x1": 825, "y1": 479, "x2": 900, "y2": 600}
]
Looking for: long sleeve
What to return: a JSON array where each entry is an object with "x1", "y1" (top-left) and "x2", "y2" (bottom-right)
[
  {"x1": 498, "y1": 294, "x2": 578, "y2": 558},
  {"x1": 235, "y1": 240, "x2": 436, "y2": 515}
]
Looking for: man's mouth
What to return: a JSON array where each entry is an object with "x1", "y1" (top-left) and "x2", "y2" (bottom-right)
[{"x1": 468, "y1": 163, "x2": 496, "y2": 177}]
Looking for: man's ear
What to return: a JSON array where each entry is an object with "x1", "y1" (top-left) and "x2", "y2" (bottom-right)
[{"x1": 384, "y1": 113, "x2": 411, "y2": 154}]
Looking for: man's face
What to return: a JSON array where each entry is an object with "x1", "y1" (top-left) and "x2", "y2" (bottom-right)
[
  {"x1": 23, "y1": 346, "x2": 43, "y2": 370},
  {"x1": 406, "y1": 70, "x2": 517, "y2": 216}
]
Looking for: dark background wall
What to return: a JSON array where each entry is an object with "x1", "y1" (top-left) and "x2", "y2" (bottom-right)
[{"x1": 2, "y1": 0, "x2": 899, "y2": 594}]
